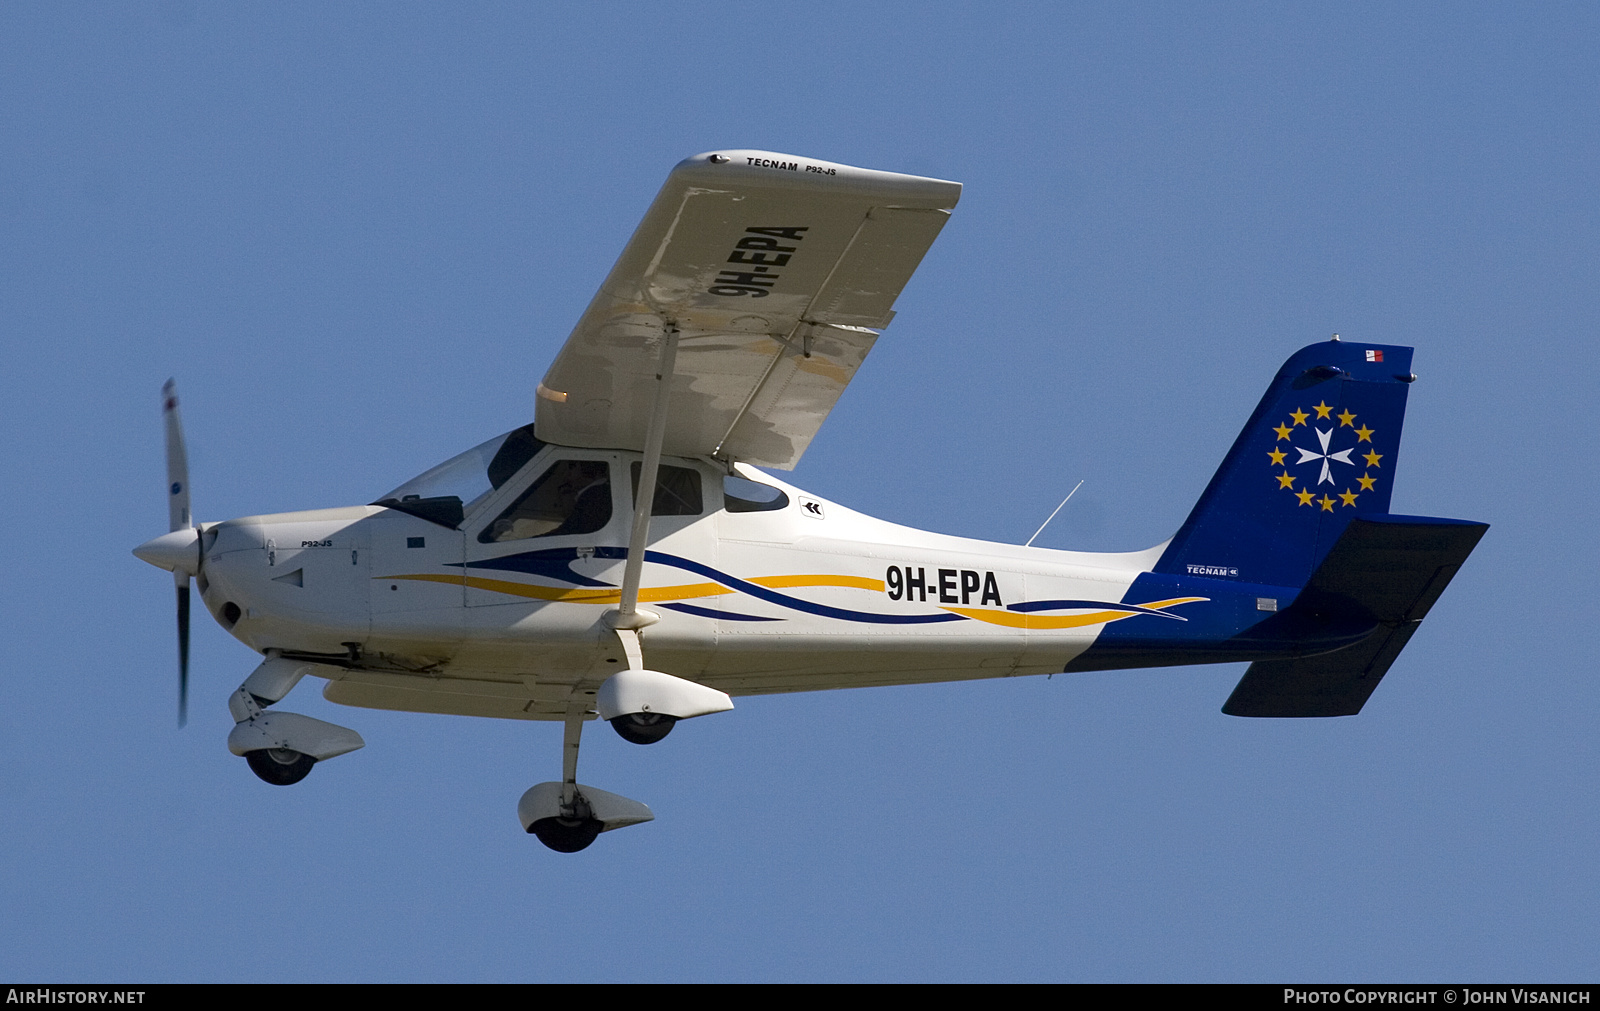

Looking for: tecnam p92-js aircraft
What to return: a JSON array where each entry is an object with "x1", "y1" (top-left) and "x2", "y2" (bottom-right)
[{"x1": 135, "y1": 150, "x2": 1487, "y2": 852}]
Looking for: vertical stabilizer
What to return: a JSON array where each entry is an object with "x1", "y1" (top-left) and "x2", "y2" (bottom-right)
[{"x1": 1154, "y1": 340, "x2": 1416, "y2": 590}]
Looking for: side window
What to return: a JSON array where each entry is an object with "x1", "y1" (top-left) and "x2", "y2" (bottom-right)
[
  {"x1": 724, "y1": 474, "x2": 789, "y2": 513},
  {"x1": 479, "y1": 460, "x2": 612, "y2": 543},
  {"x1": 629, "y1": 462, "x2": 703, "y2": 516}
]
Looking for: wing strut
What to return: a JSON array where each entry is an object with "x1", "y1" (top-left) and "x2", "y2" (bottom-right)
[{"x1": 610, "y1": 324, "x2": 679, "y2": 630}]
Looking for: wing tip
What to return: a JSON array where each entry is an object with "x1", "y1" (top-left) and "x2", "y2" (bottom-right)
[{"x1": 675, "y1": 149, "x2": 961, "y2": 206}]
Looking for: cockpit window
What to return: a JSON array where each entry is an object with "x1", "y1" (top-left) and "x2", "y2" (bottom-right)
[
  {"x1": 375, "y1": 424, "x2": 546, "y2": 529},
  {"x1": 629, "y1": 462, "x2": 704, "y2": 516},
  {"x1": 487, "y1": 425, "x2": 545, "y2": 490},
  {"x1": 479, "y1": 459, "x2": 613, "y2": 543}
]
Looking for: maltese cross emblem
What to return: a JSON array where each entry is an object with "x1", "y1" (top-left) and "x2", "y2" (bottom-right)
[{"x1": 1266, "y1": 401, "x2": 1383, "y2": 512}]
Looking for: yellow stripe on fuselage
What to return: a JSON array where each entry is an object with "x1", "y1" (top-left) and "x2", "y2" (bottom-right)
[
  {"x1": 379, "y1": 571, "x2": 884, "y2": 604},
  {"x1": 375, "y1": 574, "x2": 1198, "y2": 628},
  {"x1": 747, "y1": 574, "x2": 885, "y2": 592},
  {"x1": 942, "y1": 607, "x2": 1129, "y2": 629},
  {"x1": 942, "y1": 596, "x2": 1207, "y2": 629},
  {"x1": 380, "y1": 573, "x2": 729, "y2": 604}
]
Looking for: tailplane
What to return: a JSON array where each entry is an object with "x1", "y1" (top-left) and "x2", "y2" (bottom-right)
[{"x1": 1221, "y1": 514, "x2": 1488, "y2": 716}]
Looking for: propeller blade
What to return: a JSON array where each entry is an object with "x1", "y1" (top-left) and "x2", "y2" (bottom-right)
[
  {"x1": 162, "y1": 379, "x2": 194, "y2": 728},
  {"x1": 162, "y1": 379, "x2": 191, "y2": 533},
  {"x1": 176, "y1": 573, "x2": 190, "y2": 728}
]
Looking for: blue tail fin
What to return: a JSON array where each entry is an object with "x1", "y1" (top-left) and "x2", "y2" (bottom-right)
[{"x1": 1154, "y1": 339, "x2": 1416, "y2": 590}]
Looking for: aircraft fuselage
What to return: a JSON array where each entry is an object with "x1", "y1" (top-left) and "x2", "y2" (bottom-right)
[{"x1": 195, "y1": 447, "x2": 1356, "y2": 724}]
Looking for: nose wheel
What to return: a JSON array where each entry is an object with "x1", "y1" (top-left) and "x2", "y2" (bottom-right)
[
  {"x1": 226, "y1": 656, "x2": 365, "y2": 785},
  {"x1": 245, "y1": 748, "x2": 316, "y2": 785}
]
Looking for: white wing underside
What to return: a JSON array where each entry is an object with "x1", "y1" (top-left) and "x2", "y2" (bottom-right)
[{"x1": 535, "y1": 150, "x2": 961, "y2": 469}]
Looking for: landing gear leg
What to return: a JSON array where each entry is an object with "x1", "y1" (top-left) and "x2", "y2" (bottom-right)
[
  {"x1": 526, "y1": 703, "x2": 604, "y2": 853},
  {"x1": 226, "y1": 653, "x2": 364, "y2": 785}
]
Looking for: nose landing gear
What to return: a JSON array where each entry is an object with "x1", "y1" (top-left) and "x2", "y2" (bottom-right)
[
  {"x1": 244, "y1": 747, "x2": 316, "y2": 786},
  {"x1": 227, "y1": 654, "x2": 364, "y2": 786}
]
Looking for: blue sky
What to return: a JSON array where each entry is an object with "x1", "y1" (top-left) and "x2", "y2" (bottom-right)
[{"x1": 4, "y1": 2, "x2": 1597, "y2": 981}]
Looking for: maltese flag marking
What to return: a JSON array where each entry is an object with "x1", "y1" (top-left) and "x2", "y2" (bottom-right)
[{"x1": 1365, "y1": 349, "x2": 1384, "y2": 362}]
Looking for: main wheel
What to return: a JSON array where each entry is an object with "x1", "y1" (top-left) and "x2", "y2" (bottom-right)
[
  {"x1": 245, "y1": 748, "x2": 316, "y2": 786},
  {"x1": 610, "y1": 712, "x2": 677, "y2": 745},
  {"x1": 529, "y1": 815, "x2": 603, "y2": 853}
]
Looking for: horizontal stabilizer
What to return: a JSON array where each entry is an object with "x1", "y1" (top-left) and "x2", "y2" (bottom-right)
[
  {"x1": 1222, "y1": 515, "x2": 1487, "y2": 717},
  {"x1": 1222, "y1": 621, "x2": 1423, "y2": 718}
]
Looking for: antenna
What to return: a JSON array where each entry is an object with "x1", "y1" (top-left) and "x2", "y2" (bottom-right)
[{"x1": 1025, "y1": 480, "x2": 1084, "y2": 547}]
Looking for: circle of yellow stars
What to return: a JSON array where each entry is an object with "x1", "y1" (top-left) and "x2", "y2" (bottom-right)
[{"x1": 1267, "y1": 400, "x2": 1382, "y2": 511}]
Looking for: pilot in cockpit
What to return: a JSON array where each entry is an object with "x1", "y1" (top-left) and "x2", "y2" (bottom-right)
[{"x1": 483, "y1": 459, "x2": 611, "y2": 543}]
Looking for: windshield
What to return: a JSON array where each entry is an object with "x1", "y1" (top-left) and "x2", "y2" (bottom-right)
[{"x1": 374, "y1": 424, "x2": 545, "y2": 528}]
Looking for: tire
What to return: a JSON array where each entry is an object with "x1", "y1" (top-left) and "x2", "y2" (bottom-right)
[
  {"x1": 610, "y1": 712, "x2": 677, "y2": 745},
  {"x1": 245, "y1": 748, "x2": 316, "y2": 786},
  {"x1": 529, "y1": 816, "x2": 603, "y2": 853}
]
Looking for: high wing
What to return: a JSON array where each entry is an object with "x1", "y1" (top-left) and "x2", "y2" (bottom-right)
[{"x1": 534, "y1": 150, "x2": 961, "y2": 469}]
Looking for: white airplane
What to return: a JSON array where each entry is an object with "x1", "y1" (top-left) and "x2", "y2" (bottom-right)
[{"x1": 135, "y1": 150, "x2": 1487, "y2": 852}]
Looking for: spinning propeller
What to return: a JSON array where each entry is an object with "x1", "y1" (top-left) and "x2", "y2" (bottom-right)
[{"x1": 132, "y1": 380, "x2": 202, "y2": 727}]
